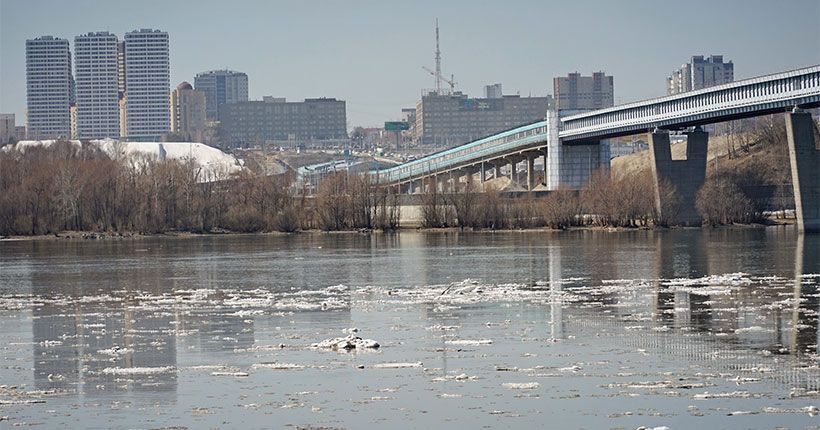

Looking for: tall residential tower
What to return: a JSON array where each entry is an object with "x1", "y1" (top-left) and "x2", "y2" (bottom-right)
[
  {"x1": 553, "y1": 72, "x2": 614, "y2": 112},
  {"x1": 25, "y1": 36, "x2": 73, "y2": 139},
  {"x1": 194, "y1": 70, "x2": 249, "y2": 121},
  {"x1": 667, "y1": 55, "x2": 734, "y2": 95},
  {"x1": 74, "y1": 32, "x2": 120, "y2": 139},
  {"x1": 123, "y1": 29, "x2": 170, "y2": 140}
]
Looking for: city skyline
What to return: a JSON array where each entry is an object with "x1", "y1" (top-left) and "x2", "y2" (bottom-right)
[{"x1": 1, "y1": 0, "x2": 818, "y2": 128}]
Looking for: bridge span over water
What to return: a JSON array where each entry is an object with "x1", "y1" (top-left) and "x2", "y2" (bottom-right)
[{"x1": 371, "y1": 65, "x2": 820, "y2": 232}]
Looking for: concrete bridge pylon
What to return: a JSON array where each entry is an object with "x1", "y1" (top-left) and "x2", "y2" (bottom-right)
[
  {"x1": 786, "y1": 111, "x2": 820, "y2": 234},
  {"x1": 649, "y1": 128, "x2": 708, "y2": 226}
]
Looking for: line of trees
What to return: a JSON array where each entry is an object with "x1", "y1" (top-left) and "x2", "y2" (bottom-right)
[
  {"x1": 418, "y1": 171, "x2": 673, "y2": 230},
  {"x1": 0, "y1": 141, "x2": 403, "y2": 236},
  {"x1": 0, "y1": 115, "x2": 802, "y2": 236}
]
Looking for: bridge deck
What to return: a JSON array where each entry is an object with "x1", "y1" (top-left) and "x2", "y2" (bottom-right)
[{"x1": 373, "y1": 65, "x2": 820, "y2": 184}]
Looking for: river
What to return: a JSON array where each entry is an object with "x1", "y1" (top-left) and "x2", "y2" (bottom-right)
[{"x1": 0, "y1": 229, "x2": 818, "y2": 429}]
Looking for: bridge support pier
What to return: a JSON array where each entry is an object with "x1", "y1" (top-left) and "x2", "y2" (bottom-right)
[
  {"x1": 509, "y1": 159, "x2": 518, "y2": 187},
  {"x1": 526, "y1": 153, "x2": 537, "y2": 191},
  {"x1": 542, "y1": 150, "x2": 548, "y2": 187},
  {"x1": 547, "y1": 141, "x2": 609, "y2": 190},
  {"x1": 546, "y1": 107, "x2": 609, "y2": 191},
  {"x1": 650, "y1": 128, "x2": 708, "y2": 226},
  {"x1": 786, "y1": 111, "x2": 820, "y2": 233},
  {"x1": 458, "y1": 168, "x2": 472, "y2": 192}
]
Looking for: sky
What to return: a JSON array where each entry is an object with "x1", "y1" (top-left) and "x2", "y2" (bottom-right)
[{"x1": 1, "y1": 0, "x2": 819, "y2": 128}]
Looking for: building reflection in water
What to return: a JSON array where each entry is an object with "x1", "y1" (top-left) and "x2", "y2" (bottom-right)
[
  {"x1": 549, "y1": 244, "x2": 564, "y2": 341},
  {"x1": 31, "y1": 256, "x2": 178, "y2": 397},
  {"x1": 791, "y1": 233, "x2": 819, "y2": 356}
]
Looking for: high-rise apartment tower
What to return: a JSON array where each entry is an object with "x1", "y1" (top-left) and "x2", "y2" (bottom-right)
[{"x1": 25, "y1": 36, "x2": 73, "y2": 139}]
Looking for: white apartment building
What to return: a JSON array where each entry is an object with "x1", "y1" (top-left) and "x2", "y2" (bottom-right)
[
  {"x1": 74, "y1": 32, "x2": 120, "y2": 139},
  {"x1": 667, "y1": 55, "x2": 734, "y2": 95},
  {"x1": 25, "y1": 36, "x2": 72, "y2": 139},
  {"x1": 124, "y1": 29, "x2": 170, "y2": 140}
]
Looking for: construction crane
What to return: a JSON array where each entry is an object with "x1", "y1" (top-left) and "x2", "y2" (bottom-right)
[{"x1": 422, "y1": 66, "x2": 457, "y2": 91}]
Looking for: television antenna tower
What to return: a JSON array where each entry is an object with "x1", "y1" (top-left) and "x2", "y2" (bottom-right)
[
  {"x1": 434, "y1": 18, "x2": 442, "y2": 93},
  {"x1": 422, "y1": 19, "x2": 457, "y2": 94}
]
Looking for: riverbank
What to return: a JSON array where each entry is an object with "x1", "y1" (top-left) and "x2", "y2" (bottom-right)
[{"x1": 0, "y1": 218, "x2": 797, "y2": 242}]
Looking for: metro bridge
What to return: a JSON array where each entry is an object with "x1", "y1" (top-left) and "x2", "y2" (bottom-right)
[{"x1": 371, "y1": 65, "x2": 820, "y2": 232}]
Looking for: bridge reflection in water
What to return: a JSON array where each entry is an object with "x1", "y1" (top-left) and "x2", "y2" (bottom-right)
[{"x1": 17, "y1": 231, "x2": 820, "y2": 399}]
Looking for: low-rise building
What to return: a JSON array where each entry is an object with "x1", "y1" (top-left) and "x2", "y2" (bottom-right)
[
  {"x1": 0, "y1": 114, "x2": 15, "y2": 144},
  {"x1": 220, "y1": 97, "x2": 347, "y2": 148},
  {"x1": 414, "y1": 91, "x2": 552, "y2": 147},
  {"x1": 14, "y1": 126, "x2": 27, "y2": 142}
]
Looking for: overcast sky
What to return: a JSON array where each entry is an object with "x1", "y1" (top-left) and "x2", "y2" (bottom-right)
[{"x1": 1, "y1": 0, "x2": 819, "y2": 128}]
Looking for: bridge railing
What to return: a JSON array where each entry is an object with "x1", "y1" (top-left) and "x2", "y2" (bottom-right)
[
  {"x1": 560, "y1": 65, "x2": 820, "y2": 141},
  {"x1": 371, "y1": 121, "x2": 548, "y2": 184}
]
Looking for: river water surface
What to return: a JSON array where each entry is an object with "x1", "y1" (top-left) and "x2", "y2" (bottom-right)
[{"x1": 0, "y1": 229, "x2": 818, "y2": 429}]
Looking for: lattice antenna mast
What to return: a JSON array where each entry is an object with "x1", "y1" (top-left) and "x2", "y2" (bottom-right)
[{"x1": 434, "y1": 19, "x2": 442, "y2": 94}]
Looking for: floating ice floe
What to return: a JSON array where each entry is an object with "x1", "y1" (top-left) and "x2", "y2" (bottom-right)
[
  {"x1": 313, "y1": 334, "x2": 379, "y2": 351},
  {"x1": 502, "y1": 382, "x2": 540, "y2": 390},
  {"x1": 0, "y1": 399, "x2": 46, "y2": 405},
  {"x1": 692, "y1": 390, "x2": 763, "y2": 399},
  {"x1": 431, "y1": 373, "x2": 476, "y2": 382},
  {"x1": 761, "y1": 406, "x2": 819, "y2": 416},
  {"x1": 251, "y1": 363, "x2": 305, "y2": 370},
  {"x1": 97, "y1": 346, "x2": 133, "y2": 356},
  {"x1": 425, "y1": 325, "x2": 460, "y2": 331},
  {"x1": 727, "y1": 410, "x2": 758, "y2": 416},
  {"x1": 371, "y1": 362, "x2": 423, "y2": 369},
  {"x1": 101, "y1": 366, "x2": 176, "y2": 375},
  {"x1": 445, "y1": 339, "x2": 493, "y2": 346},
  {"x1": 38, "y1": 340, "x2": 62, "y2": 347},
  {"x1": 734, "y1": 326, "x2": 773, "y2": 334},
  {"x1": 211, "y1": 371, "x2": 249, "y2": 377}
]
